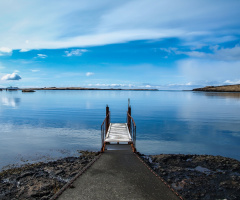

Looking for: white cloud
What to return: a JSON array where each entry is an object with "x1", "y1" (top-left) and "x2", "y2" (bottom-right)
[
  {"x1": 86, "y1": 72, "x2": 94, "y2": 77},
  {"x1": 1, "y1": 73, "x2": 22, "y2": 81},
  {"x1": 37, "y1": 54, "x2": 47, "y2": 58},
  {"x1": 162, "y1": 45, "x2": 240, "y2": 61},
  {"x1": 64, "y1": 49, "x2": 88, "y2": 57},
  {"x1": 19, "y1": 48, "x2": 30, "y2": 52},
  {"x1": 224, "y1": 80, "x2": 240, "y2": 85},
  {"x1": 212, "y1": 45, "x2": 240, "y2": 61},
  {"x1": 178, "y1": 59, "x2": 240, "y2": 85},
  {"x1": 0, "y1": 0, "x2": 239, "y2": 50},
  {"x1": 168, "y1": 82, "x2": 193, "y2": 86},
  {"x1": 145, "y1": 85, "x2": 152, "y2": 88},
  {"x1": 0, "y1": 47, "x2": 12, "y2": 56},
  {"x1": 177, "y1": 51, "x2": 207, "y2": 58},
  {"x1": 88, "y1": 83, "x2": 135, "y2": 88}
]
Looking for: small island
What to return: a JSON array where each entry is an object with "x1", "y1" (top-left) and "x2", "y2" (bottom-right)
[
  {"x1": 193, "y1": 84, "x2": 240, "y2": 92},
  {"x1": 22, "y1": 89, "x2": 36, "y2": 92}
]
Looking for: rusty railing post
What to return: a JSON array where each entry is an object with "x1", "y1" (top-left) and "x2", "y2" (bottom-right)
[
  {"x1": 127, "y1": 105, "x2": 131, "y2": 131},
  {"x1": 106, "y1": 105, "x2": 109, "y2": 135}
]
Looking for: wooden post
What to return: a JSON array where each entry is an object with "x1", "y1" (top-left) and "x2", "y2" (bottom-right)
[
  {"x1": 106, "y1": 105, "x2": 109, "y2": 135},
  {"x1": 128, "y1": 105, "x2": 131, "y2": 131}
]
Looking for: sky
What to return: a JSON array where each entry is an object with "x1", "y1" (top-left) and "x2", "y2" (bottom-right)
[{"x1": 0, "y1": 0, "x2": 240, "y2": 89}]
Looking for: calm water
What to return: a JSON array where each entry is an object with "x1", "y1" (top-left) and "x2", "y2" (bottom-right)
[{"x1": 0, "y1": 90, "x2": 240, "y2": 170}]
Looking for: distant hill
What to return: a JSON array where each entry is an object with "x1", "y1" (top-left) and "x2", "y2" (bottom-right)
[{"x1": 193, "y1": 84, "x2": 240, "y2": 92}]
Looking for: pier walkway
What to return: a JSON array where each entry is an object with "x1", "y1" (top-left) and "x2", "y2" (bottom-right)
[
  {"x1": 100, "y1": 104, "x2": 137, "y2": 152},
  {"x1": 57, "y1": 145, "x2": 180, "y2": 200},
  {"x1": 105, "y1": 123, "x2": 132, "y2": 143},
  {"x1": 54, "y1": 103, "x2": 180, "y2": 200}
]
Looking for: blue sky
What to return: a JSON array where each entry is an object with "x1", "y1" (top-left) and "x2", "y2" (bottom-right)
[{"x1": 0, "y1": 0, "x2": 240, "y2": 89}]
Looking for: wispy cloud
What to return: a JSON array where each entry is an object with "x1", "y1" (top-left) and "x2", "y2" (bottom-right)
[
  {"x1": 86, "y1": 72, "x2": 94, "y2": 77},
  {"x1": 224, "y1": 80, "x2": 240, "y2": 85},
  {"x1": 1, "y1": 73, "x2": 22, "y2": 81},
  {"x1": 64, "y1": 49, "x2": 88, "y2": 57},
  {"x1": 19, "y1": 49, "x2": 30, "y2": 52},
  {"x1": 0, "y1": 47, "x2": 12, "y2": 56},
  {"x1": 161, "y1": 45, "x2": 240, "y2": 61},
  {"x1": 178, "y1": 59, "x2": 240, "y2": 85},
  {"x1": 0, "y1": 1, "x2": 239, "y2": 50},
  {"x1": 88, "y1": 83, "x2": 135, "y2": 88},
  {"x1": 37, "y1": 54, "x2": 47, "y2": 58}
]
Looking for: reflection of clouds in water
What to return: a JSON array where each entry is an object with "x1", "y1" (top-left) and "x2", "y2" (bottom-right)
[
  {"x1": 177, "y1": 93, "x2": 240, "y2": 122},
  {"x1": 136, "y1": 139, "x2": 240, "y2": 161},
  {"x1": 0, "y1": 123, "x2": 100, "y2": 170},
  {"x1": 2, "y1": 97, "x2": 21, "y2": 107},
  {"x1": 85, "y1": 101, "x2": 93, "y2": 109},
  {"x1": 204, "y1": 92, "x2": 240, "y2": 99},
  {"x1": 136, "y1": 140, "x2": 206, "y2": 155},
  {"x1": 0, "y1": 123, "x2": 99, "y2": 140},
  {"x1": 176, "y1": 94, "x2": 240, "y2": 148}
]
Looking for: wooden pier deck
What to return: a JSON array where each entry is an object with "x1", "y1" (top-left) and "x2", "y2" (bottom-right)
[
  {"x1": 101, "y1": 104, "x2": 136, "y2": 152},
  {"x1": 105, "y1": 123, "x2": 132, "y2": 143}
]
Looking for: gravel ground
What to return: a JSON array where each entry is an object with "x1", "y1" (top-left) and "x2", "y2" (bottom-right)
[
  {"x1": 0, "y1": 151, "x2": 99, "y2": 200},
  {"x1": 141, "y1": 154, "x2": 240, "y2": 200},
  {"x1": 1, "y1": 152, "x2": 239, "y2": 200}
]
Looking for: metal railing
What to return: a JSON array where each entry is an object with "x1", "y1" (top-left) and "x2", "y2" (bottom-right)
[
  {"x1": 127, "y1": 112, "x2": 136, "y2": 151},
  {"x1": 101, "y1": 112, "x2": 110, "y2": 152}
]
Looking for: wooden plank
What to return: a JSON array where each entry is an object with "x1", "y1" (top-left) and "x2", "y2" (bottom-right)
[{"x1": 105, "y1": 123, "x2": 132, "y2": 143}]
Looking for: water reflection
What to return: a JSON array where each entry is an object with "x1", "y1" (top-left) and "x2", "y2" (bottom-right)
[
  {"x1": 204, "y1": 92, "x2": 240, "y2": 99},
  {"x1": 2, "y1": 97, "x2": 21, "y2": 107},
  {"x1": 0, "y1": 90, "x2": 240, "y2": 170},
  {"x1": 0, "y1": 123, "x2": 100, "y2": 170}
]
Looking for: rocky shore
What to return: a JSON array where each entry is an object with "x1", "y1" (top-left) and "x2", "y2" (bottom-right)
[
  {"x1": 1, "y1": 152, "x2": 240, "y2": 200},
  {"x1": 141, "y1": 154, "x2": 240, "y2": 200},
  {"x1": 193, "y1": 84, "x2": 240, "y2": 92},
  {"x1": 0, "y1": 151, "x2": 99, "y2": 200}
]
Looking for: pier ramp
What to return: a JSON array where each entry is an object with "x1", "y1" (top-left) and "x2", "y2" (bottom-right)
[{"x1": 53, "y1": 104, "x2": 181, "y2": 200}]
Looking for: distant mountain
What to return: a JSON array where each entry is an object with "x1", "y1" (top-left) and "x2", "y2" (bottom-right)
[{"x1": 193, "y1": 84, "x2": 240, "y2": 92}]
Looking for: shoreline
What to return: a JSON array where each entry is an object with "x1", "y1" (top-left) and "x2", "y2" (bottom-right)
[
  {"x1": 16, "y1": 87, "x2": 158, "y2": 91},
  {"x1": 1, "y1": 152, "x2": 239, "y2": 200},
  {"x1": 193, "y1": 84, "x2": 240, "y2": 92}
]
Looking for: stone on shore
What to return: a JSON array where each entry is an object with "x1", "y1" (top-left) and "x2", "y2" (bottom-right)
[
  {"x1": 141, "y1": 154, "x2": 240, "y2": 200},
  {"x1": 0, "y1": 151, "x2": 99, "y2": 200}
]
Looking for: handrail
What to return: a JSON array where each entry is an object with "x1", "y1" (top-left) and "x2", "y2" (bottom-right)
[
  {"x1": 101, "y1": 112, "x2": 110, "y2": 126},
  {"x1": 101, "y1": 111, "x2": 110, "y2": 152},
  {"x1": 127, "y1": 112, "x2": 136, "y2": 127},
  {"x1": 127, "y1": 112, "x2": 136, "y2": 152}
]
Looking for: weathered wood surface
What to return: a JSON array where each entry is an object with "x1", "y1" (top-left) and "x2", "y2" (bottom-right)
[{"x1": 105, "y1": 123, "x2": 132, "y2": 143}]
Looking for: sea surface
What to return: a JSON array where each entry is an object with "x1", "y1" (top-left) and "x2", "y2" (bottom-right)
[{"x1": 0, "y1": 90, "x2": 240, "y2": 170}]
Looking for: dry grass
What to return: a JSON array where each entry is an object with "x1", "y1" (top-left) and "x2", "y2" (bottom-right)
[{"x1": 193, "y1": 84, "x2": 240, "y2": 92}]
